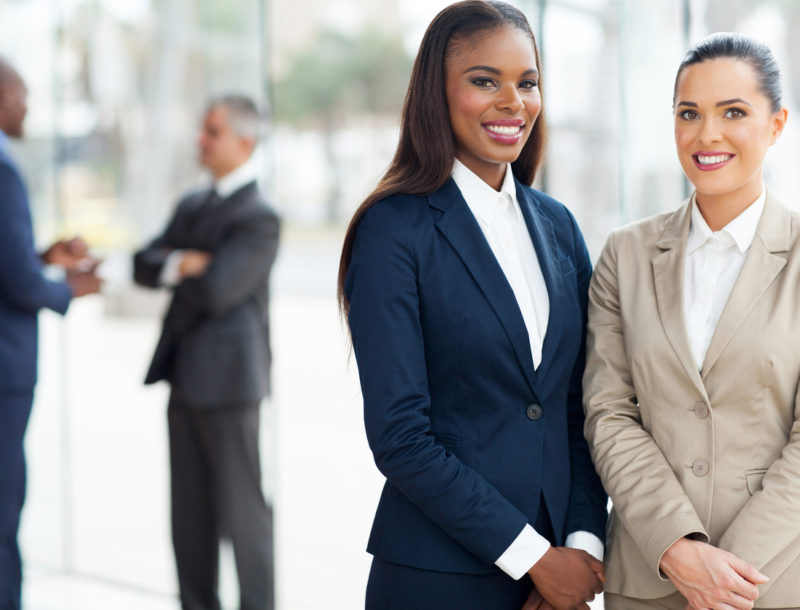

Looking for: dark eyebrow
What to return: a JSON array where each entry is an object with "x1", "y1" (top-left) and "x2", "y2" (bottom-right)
[
  {"x1": 716, "y1": 98, "x2": 751, "y2": 107},
  {"x1": 677, "y1": 98, "x2": 752, "y2": 108},
  {"x1": 463, "y1": 65, "x2": 538, "y2": 78},
  {"x1": 464, "y1": 65, "x2": 500, "y2": 75}
]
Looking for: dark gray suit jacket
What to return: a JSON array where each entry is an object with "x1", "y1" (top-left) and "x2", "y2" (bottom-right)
[{"x1": 133, "y1": 181, "x2": 280, "y2": 408}]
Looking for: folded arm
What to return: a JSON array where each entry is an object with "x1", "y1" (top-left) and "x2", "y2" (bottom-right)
[{"x1": 174, "y1": 210, "x2": 279, "y2": 316}]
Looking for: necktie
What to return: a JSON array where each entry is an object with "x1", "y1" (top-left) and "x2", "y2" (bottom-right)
[{"x1": 187, "y1": 189, "x2": 220, "y2": 241}]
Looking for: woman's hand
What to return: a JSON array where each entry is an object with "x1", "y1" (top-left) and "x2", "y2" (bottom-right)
[
  {"x1": 660, "y1": 537, "x2": 768, "y2": 610},
  {"x1": 527, "y1": 546, "x2": 604, "y2": 610},
  {"x1": 521, "y1": 588, "x2": 543, "y2": 610},
  {"x1": 520, "y1": 588, "x2": 559, "y2": 610}
]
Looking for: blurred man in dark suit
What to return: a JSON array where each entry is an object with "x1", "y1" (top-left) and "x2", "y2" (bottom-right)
[
  {"x1": 0, "y1": 57, "x2": 100, "y2": 610},
  {"x1": 133, "y1": 95, "x2": 279, "y2": 610}
]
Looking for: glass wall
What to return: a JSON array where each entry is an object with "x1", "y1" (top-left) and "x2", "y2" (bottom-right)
[{"x1": 0, "y1": 0, "x2": 272, "y2": 602}]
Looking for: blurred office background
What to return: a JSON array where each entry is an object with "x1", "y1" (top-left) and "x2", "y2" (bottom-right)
[{"x1": 0, "y1": 0, "x2": 798, "y2": 608}]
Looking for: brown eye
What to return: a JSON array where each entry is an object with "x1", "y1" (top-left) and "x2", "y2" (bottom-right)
[
  {"x1": 471, "y1": 78, "x2": 495, "y2": 88},
  {"x1": 724, "y1": 107, "x2": 747, "y2": 119}
]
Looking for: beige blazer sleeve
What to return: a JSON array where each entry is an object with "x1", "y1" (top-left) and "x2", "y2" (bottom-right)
[{"x1": 583, "y1": 226, "x2": 708, "y2": 580}]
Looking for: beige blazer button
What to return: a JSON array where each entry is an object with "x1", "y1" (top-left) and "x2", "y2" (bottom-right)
[
  {"x1": 694, "y1": 402, "x2": 710, "y2": 418},
  {"x1": 692, "y1": 459, "x2": 709, "y2": 477}
]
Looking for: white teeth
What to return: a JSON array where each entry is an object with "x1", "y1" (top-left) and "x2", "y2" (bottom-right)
[
  {"x1": 697, "y1": 154, "x2": 732, "y2": 165},
  {"x1": 485, "y1": 124, "x2": 522, "y2": 135}
]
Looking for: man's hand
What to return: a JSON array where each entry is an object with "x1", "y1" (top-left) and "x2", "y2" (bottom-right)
[
  {"x1": 67, "y1": 265, "x2": 102, "y2": 297},
  {"x1": 179, "y1": 250, "x2": 212, "y2": 278},
  {"x1": 660, "y1": 537, "x2": 767, "y2": 610},
  {"x1": 527, "y1": 546, "x2": 604, "y2": 610},
  {"x1": 42, "y1": 237, "x2": 93, "y2": 269}
]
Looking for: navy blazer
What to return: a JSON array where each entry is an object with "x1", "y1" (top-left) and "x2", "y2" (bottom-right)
[
  {"x1": 346, "y1": 177, "x2": 607, "y2": 574},
  {"x1": 0, "y1": 140, "x2": 71, "y2": 392}
]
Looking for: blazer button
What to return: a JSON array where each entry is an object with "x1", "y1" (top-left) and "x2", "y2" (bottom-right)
[
  {"x1": 692, "y1": 459, "x2": 709, "y2": 477},
  {"x1": 526, "y1": 404, "x2": 543, "y2": 421},
  {"x1": 694, "y1": 402, "x2": 710, "y2": 419}
]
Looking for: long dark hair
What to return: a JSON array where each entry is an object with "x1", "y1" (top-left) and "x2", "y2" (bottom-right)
[
  {"x1": 337, "y1": 0, "x2": 546, "y2": 318},
  {"x1": 674, "y1": 32, "x2": 782, "y2": 112}
]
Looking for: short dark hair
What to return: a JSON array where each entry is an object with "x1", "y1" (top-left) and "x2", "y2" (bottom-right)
[
  {"x1": 674, "y1": 32, "x2": 782, "y2": 112},
  {"x1": 208, "y1": 94, "x2": 263, "y2": 140},
  {"x1": 338, "y1": 0, "x2": 545, "y2": 318}
]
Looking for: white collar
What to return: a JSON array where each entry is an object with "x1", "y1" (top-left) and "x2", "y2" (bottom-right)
[
  {"x1": 451, "y1": 159, "x2": 517, "y2": 224},
  {"x1": 687, "y1": 188, "x2": 766, "y2": 255},
  {"x1": 213, "y1": 156, "x2": 258, "y2": 199}
]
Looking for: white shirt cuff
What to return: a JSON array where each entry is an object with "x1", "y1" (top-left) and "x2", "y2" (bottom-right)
[
  {"x1": 159, "y1": 250, "x2": 184, "y2": 287},
  {"x1": 494, "y1": 524, "x2": 551, "y2": 580},
  {"x1": 565, "y1": 530, "x2": 604, "y2": 561},
  {"x1": 42, "y1": 264, "x2": 67, "y2": 283}
]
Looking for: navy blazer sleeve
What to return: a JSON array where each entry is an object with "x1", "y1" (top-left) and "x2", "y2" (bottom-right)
[
  {"x1": 346, "y1": 200, "x2": 531, "y2": 566},
  {"x1": 563, "y1": 210, "x2": 608, "y2": 541},
  {"x1": 0, "y1": 162, "x2": 71, "y2": 315}
]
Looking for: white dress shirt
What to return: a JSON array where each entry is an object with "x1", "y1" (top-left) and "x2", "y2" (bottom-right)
[
  {"x1": 159, "y1": 158, "x2": 259, "y2": 286},
  {"x1": 451, "y1": 160, "x2": 603, "y2": 580},
  {"x1": 683, "y1": 189, "x2": 765, "y2": 370},
  {"x1": 452, "y1": 159, "x2": 549, "y2": 368}
]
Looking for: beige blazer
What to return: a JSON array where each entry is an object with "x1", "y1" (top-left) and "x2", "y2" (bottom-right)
[{"x1": 583, "y1": 192, "x2": 800, "y2": 607}]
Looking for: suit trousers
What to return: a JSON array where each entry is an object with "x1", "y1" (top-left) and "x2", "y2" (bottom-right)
[
  {"x1": 0, "y1": 391, "x2": 33, "y2": 610},
  {"x1": 365, "y1": 495, "x2": 554, "y2": 609},
  {"x1": 168, "y1": 393, "x2": 273, "y2": 610}
]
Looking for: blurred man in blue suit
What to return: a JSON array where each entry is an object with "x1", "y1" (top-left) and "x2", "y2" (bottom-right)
[{"x1": 0, "y1": 57, "x2": 100, "y2": 610}]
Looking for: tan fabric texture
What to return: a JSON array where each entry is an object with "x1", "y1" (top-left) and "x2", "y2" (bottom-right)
[
  {"x1": 604, "y1": 591, "x2": 687, "y2": 609},
  {"x1": 605, "y1": 592, "x2": 799, "y2": 610}
]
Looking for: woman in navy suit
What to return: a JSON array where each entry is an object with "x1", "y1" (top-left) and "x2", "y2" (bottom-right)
[{"x1": 337, "y1": 2, "x2": 607, "y2": 608}]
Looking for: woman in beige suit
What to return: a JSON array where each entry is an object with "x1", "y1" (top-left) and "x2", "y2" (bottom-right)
[{"x1": 584, "y1": 33, "x2": 800, "y2": 610}]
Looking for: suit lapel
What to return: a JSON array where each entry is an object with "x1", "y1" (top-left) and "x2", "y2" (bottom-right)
[
  {"x1": 431, "y1": 179, "x2": 538, "y2": 393},
  {"x1": 701, "y1": 192, "x2": 789, "y2": 378},
  {"x1": 190, "y1": 182, "x2": 255, "y2": 245},
  {"x1": 652, "y1": 199, "x2": 708, "y2": 398},
  {"x1": 515, "y1": 183, "x2": 564, "y2": 381}
]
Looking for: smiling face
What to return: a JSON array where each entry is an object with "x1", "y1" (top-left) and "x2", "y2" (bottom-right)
[
  {"x1": 674, "y1": 57, "x2": 787, "y2": 212},
  {"x1": 445, "y1": 25, "x2": 541, "y2": 190}
]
